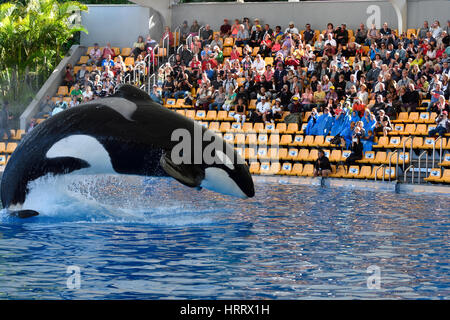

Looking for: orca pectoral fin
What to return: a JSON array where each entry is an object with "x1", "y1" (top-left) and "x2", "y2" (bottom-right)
[
  {"x1": 160, "y1": 152, "x2": 205, "y2": 188},
  {"x1": 9, "y1": 210, "x2": 40, "y2": 218}
]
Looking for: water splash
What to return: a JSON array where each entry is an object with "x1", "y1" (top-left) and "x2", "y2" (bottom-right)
[{"x1": 1, "y1": 174, "x2": 216, "y2": 226}]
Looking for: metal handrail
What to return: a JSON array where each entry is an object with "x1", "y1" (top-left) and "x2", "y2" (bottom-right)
[
  {"x1": 374, "y1": 164, "x2": 385, "y2": 182},
  {"x1": 174, "y1": 26, "x2": 181, "y2": 52},
  {"x1": 161, "y1": 33, "x2": 169, "y2": 59},
  {"x1": 404, "y1": 165, "x2": 415, "y2": 184},
  {"x1": 417, "y1": 150, "x2": 428, "y2": 183},
  {"x1": 148, "y1": 73, "x2": 156, "y2": 94},
  {"x1": 402, "y1": 136, "x2": 413, "y2": 173},
  {"x1": 153, "y1": 44, "x2": 160, "y2": 72},
  {"x1": 186, "y1": 34, "x2": 193, "y2": 50},
  {"x1": 388, "y1": 149, "x2": 398, "y2": 182},
  {"x1": 432, "y1": 136, "x2": 443, "y2": 167}
]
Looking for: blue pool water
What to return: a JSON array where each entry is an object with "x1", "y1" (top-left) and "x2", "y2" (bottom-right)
[{"x1": 0, "y1": 175, "x2": 448, "y2": 299}]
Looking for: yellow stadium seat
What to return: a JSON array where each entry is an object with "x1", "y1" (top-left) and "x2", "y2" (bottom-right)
[
  {"x1": 276, "y1": 123, "x2": 287, "y2": 134},
  {"x1": 392, "y1": 112, "x2": 409, "y2": 123},
  {"x1": 307, "y1": 149, "x2": 319, "y2": 162},
  {"x1": 280, "y1": 135, "x2": 293, "y2": 146},
  {"x1": 219, "y1": 122, "x2": 231, "y2": 133},
  {"x1": 424, "y1": 168, "x2": 442, "y2": 182},
  {"x1": 230, "y1": 122, "x2": 242, "y2": 132},
  {"x1": 407, "y1": 112, "x2": 419, "y2": 123},
  {"x1": 264, "y1": 57, "x2": 274, "y2": 66},
  {"x1": 417, "y1": 112, "x2": 430, "y2": 123},
  {"x1": 253, "y1": 123, "x2": 265, "y2": 133},
  {"x1": 387, "y1": 136, "x2": 402, "y2": 149},
  {"x1": 436, "y1": 169, "x2": 450, "y2": 183},
  {"x1": 223, "y1": 133, "x2": 234, "y2": 144},
  {"x1": 373, "y1": 136, "x2": 389, "y2": 148},
  {"x1": 268, "y1": 134, "x2": 280, "y2": 146},
  {"x1": 249, "y1": 162, "x2": 260, "y2": 174},
  {"x1": 286, "y1": 148, "x2": 299, "y2": 161},
  {"x1": 257, "y1": 148, "x2": 269, "y2": 160},
  {"x1": 234, "y1": 133, "x2": 246, "y2": 145},
  {"x1": 217, "y1": 111, "x2": 228, "y2": 121},
  {"x1": 312, "y1": 136, "x2": 324, "y2": 147},
  {"x1": 297, "y1": 149, "x2": 310, "y2": 161},
  {"x1": 78, "y1": 56, "x2": 89, "y2": 64},
  {"x1": 265, "y1": 123, "x2": 276, "y2": 133},
  {"x1": 438, "y1": 152, "x2": 450, "y2": 167},
  {"x1": 287, "y1": 163, "x2": 303, "y2": 176},
  {"x1": 357, "y1": 151, "x2": 376, "y2": 164},
  {"x1": 257, "y1": 134, "x2": 269, "y2": 145},
  {"x1": 0, "y1": 154, "x2": 6, "y2": 166},
  {"x1": 329, "y1": 149, "x2": 342, "y2": 162},
  {"x1": 300, "y1": 164, "x2": 314, "y2": 177},
  {"x1": 343, "y1": 166, "x2": 360, "y2": 179},
  {"x1": 303, "y1": 135, "x2": 315, "y2": 147},
  {"x1": 0, "y1": 142, "x2": 5, "y2": 153},
  {"x1": 124, "y1": 57, "x2": 135, "y2": 66},
  {"x1": 6, "y1": 143, "x2": 17, "y2": 153},
  {"x1": 223, "y1": 47, "x2": 232, "y2": 56},
  {"x1": 373, "y1": 151, "x2": 387, "y2": 164},
  {"x1": 245, "y1": 133, "x2": 257, "y2": 145},
  {"x1": 291, "y1": 135, "x2": 305, "y2": 147},
  {"x1": 357, "y1": 166, "x2": 373, "y2": 179},
  {"x1": 209, "y1": 122, "x2": 220, "y2": 132},
  {"x1": 206, "y1": 111, "x2": 217, "y2": 121},
  {"x1": 121, "y1": 48, "x2": 132, "y2": 56},
  {"x1": 401, "y1": 124, "x2": 416, "y2": 135},
  {"x1": 340, "y1": 150, "x2": 352, "y2": 162},
  {"x1": 185, "y1": 110, "x2": 195, "y2": 119},
  {"x1": 286, "y1": 123, "x2": 299, "y2": 134},
  {"x1": 321, "y1": 136, "x2": 334, "y2": 147},
  {"x1": 279, "y1": 162, "x2": 292, "y2": 175},
  {"x1": 376, "y1": 167, "x2": 396, "y2": 180},
  {"x1": 57, "y1": 86, "x2": 69, "y2": 96},
  {"x1": 244, "y1": 147, "x2": 257, "y2": 160},
  {"x1": 223, "y1": 37, "x2": 234, "y2": 47},
  {"x1": 176, "y1": 110, "x2": 186, "y2": 117},
  {"x1": 275, "y1": 148, "x2": 287, "y2": 161},
  {"x1": 390, "y1": 123, "x2": 404, "y2": 135},
  {"x1": 242, "y1": 122, "x2": 253, "y2": 132},
  {"x1": 414, "y1": 124, "x2": 428, "y2": 135},
  {"x1": 412, "y1": 137, "x2": 423, "y2": 149},
  {"x1": 330, "y1": 165, "x2": 346, "y2": 178}
]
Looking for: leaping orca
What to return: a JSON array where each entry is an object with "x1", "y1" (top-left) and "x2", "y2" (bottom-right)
[{"x1": 1, "y1": 84, "x2": 254, "y2": 218}]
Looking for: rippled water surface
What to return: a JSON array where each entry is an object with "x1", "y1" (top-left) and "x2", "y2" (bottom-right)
[{"x1": 0, "y1": 175, "x2": 448, "y2": 299}]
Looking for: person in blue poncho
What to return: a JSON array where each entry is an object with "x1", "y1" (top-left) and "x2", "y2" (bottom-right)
[
  {"x1": 330, "y1": 109, "x2": 347, "y2": 137},
  {"x1": 305, "y1": 108, "x2": 319, "y2": 135},
  {"x1": 362, "y1": 111, "x2": 377, "y2": 135},
  {"x1": 361, "y1": 129, "x2": 375, "y2": 153},
  {"x1": 341, "y1": 121, "x2": 356, "y2": 149},
  {"x1": 350, "y1": 109, "x2": 361, "y2": 125},
  {"x1": 312, "y1": 107, "x2": 333, "y2": 136}
]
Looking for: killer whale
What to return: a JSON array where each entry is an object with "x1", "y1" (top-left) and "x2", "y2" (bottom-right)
[{"x1": 1, "y1": 84, "x2": 254, "y2": 217}]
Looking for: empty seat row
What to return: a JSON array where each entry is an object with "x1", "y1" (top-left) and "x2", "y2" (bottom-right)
[
  {"x1": 375, "y1": 136, "x2": 449, "y2": 150},
  {"x1": 250, "y1": 162, "x2": 396, "y2": 180},
  {"x1": 1, "y1": 130, "x2": 24, "y2": 141},
  {"x1": 424, "y1": 169, "x2": 450, "y2": 183},
  {"x1": 0, "y1": 142, "x2": 18, "y2": 154},
  {"x1": 389, "y1": 123, "x2": 444, "y2": 136},
  {"x1": 392, "y1": 112, "x2": 438, "y2": 124}
]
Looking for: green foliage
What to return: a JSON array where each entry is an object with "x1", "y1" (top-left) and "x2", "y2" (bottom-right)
[{"x1": 0, "y1": 0, "x2": 88, "y2": 118}]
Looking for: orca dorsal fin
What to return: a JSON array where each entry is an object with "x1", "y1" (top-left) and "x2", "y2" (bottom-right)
[{"x1": 112, "y1": 84, "x2": 154, "y2": 103}]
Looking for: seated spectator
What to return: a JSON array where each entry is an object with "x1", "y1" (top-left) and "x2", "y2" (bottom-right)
[
  {"x1": 222, "y1": 86, "x2": 237, "y2": 112},
  {"x1": 355, "y1": 23, "x2": 367, "y2": 44},
  {"x1": 288, "y1": 96, "x2": 303, "y2": 114},
  {"x1": 314, "y1": 149, "x2": 332, "y2": 177},
  {"x1": 200, "y1": 24, "x2": 213, "y2": 47},
  {"x1": 69, "y1": 96, "x2": 80, "y2": 108},
  {"x1": 236, "y1": 24, "x2": 250, "y2": 47},
  {"x1": 180, "y1": 21, "x2": 190, "y2": 43},
  {"x1": 162, "y1": 26, "x2": 174, "y2": 53},
  {"x1": 209, "y1": 86, "x2": 226, "y2": 111},
  {"x1": 36, "y1": 95, "x2": 55, "y2": 118},
  {"x1": 149, "y1": 85, "x2": 163, "y2": 105},
  {"x1": 374, "y1": 109, "x2": 392, "y2": 136},
  {"x1": 76, "y1": 64, "x2": 88, "y2": 82},
  {"x1": 230, "y1": 19, "x2": 241, "y2": 38},
  {"x1": 162, "y1": 75, "x2": 175, "y2": 99},
  {"x1": 101, "y1": 55, "x2": 115, "y2": 68},
  {"x1": 427, "y1": 83, "x2": 445, "y2": 111},
  {"x1": 131, "y1": 36, "x2": 145, "y2": 57},
  {"x1": 303, "y1": 23, "x2": 315, "y2": 45},
  {"x1": 230, "y1": 97, "x2": 247, "y2": 124},
  {"x1": 324, "y1": 33, "x2": 337, "y2": 48},
  {"x1": 70, "y1": 84, "x2": 82, "y2": 102},
  {"x1": 285, "y1": 21, "x2": 299, "y2": 35},
  {"x1": 352, "y1": 97, "x2": 366, "y2": 117},
  {"x1": 270, "y1": 98, "x2": 284, "y2": 122},
  {"x1": 102, "y1": 43, "x2": 115, "y2": 60},
  {"x1": 63, "y1": 63, "x2": 75, "y2": 86},
  {"x1": 345, "y1": 134, "x2": 364, "y2": 169},
  {"x1": 101, "y1": 65, "x2": 114, "y2": 81},
  {"x1": 145, "y1": 35, "x2": 157, "y2": 51},
  {"x1": 88, "y1": 43, "x2": 102, "y2": 66},
  {"x1": 82, "y1": 85, "x2": 93, "y2": 101},
  {"x1": 249, "y1": 25, "x2": 263, "y2": 48},
  {"x1": 366, "y1": 23, "x2": 380, "y2": 45},
  {"x1": 210, "y1": 33, "x2": 224, "y2": 50},
  {"x1": 252, "y1": 95, "x2": 271, "y2": 123},
  {"x1": 335, "y1": 23, "x2": 349, "y2": 45},
  {"x1": 220, "y1": 19, "x2": 231, "y2": 38},
  {"x1": 401, "y1": 83, "x2": 420, "y2": 112},
  {"x1": 52, "y1": 96, "x2": 68, "y2": 116},
  {"x1": 428, "y1": 111, "x2": 450, "y2": 137},
  {"x1": 190, "y1": 20, "x2": 200, "y2": 37},
  {"x1": 313, "y1": 84, "x2": 327, "y2": 111}
]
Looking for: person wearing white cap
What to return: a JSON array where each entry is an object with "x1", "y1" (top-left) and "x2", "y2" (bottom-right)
[
  {"x1": 285, "y1": 21, "x2": 299, "y2": 35},
  {"x1": 254, "y1": 95, "x2": 272, "y2": 123}
]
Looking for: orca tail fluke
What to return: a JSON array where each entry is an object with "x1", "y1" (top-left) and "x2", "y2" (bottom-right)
[{"x1": 8, "y1": 210, "x2": 40, "y2": 218}]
